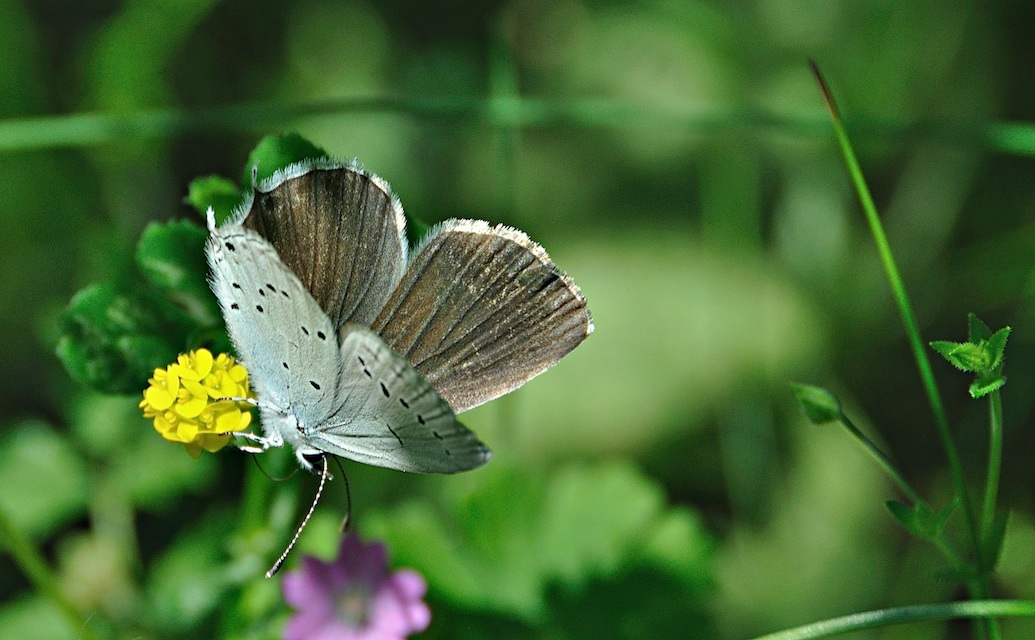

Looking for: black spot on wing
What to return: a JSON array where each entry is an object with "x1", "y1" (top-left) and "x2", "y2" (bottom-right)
[
  {"x1": 230, "y1": 303, "x2": 239, "y2": 310},
  {"x1": 380, "y1": 382, "x2": 390, "y2": 398},
  {"x1": 356, "y1": 355, "x2": 373, "y2": 378},
  {"x1": 310, "y1": 380, "x2": 321, "y2": 390},
  {"x1": 256, "y1": 305, "x2": 264, "y2": 313}
]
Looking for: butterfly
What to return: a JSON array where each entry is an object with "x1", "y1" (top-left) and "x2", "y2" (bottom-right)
[{"x1": 205, "y1": 158, "x2": 593, "y2": 475}]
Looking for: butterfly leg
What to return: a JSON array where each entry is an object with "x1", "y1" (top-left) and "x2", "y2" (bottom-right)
[
  {"x1": 231, "y1": 430, "x2": 277, "y2": 454},
  {"x1": 215, "y1": 395, "x2": 290, "y2": 455},
  {"x1": 217, "y1": 395, "x2": 265, "y2": 408}
]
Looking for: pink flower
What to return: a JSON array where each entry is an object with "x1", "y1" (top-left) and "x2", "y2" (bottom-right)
[{"x1": 282, "y1": 533, "x2": 431, "y2": 640}]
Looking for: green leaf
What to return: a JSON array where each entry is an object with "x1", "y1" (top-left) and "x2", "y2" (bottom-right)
[
  {"x1": 640, "y1": 507, "x2": 713, "y2": 589},
  {"x1": 0, "y1": 421, "x2": 89, "y2": 537},
  {"x1": 110, "y1": 423, "x2": 220, "y2": 508},
  {"x1": 0, "y1": 595, "x2": 85, "y2": 640},
  {"x1": 967, "y1": 312, "x2": 992, "y2": 342},
  {"x1": 987, "y1": 326, "x2": 1011, "y2": 370},
  {"x1": 135, "y1": 220, "x2": 220, "y2": 327},
  {"x1": 969, "y1": 371, "x2": 1006, "y2": 399},
  {"x1": 185, "y1": 174, "x2": 243, "y2": 223},
  {"x1": 886, "y1": 500, "x2": 918, "y2": 534},
  {"x1": 930, "y1": 340, "x2": 987, "y2": 373},
  {"x1": 546, "y1": 568, "x2": 715, "y2": 640},
  {"x1": 363, "y1": 461, "x2": 711, "y2": 622},
  {"x1": 144, "y1": 510, "x2": 236, "y2": 634},
  {"x1": 934, "y1": 317, "x2": 1011, "y2": 398},
  {"x1": 789, "y1": 383, "x2": 843, "y2": 424},
  {"x1": 244, "y1": 133, "x2": 328, "y2": 185},
  {"x1": 886, "y1": 499, "x2": 955, "y2": 541},
  {"x1": 55, "y1": 282, "x2": 192, "y2": 393}
]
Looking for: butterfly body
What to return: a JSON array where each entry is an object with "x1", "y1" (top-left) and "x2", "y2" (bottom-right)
[{"x1": 206, "y1": 159, "x2": 592, "y2": 474}]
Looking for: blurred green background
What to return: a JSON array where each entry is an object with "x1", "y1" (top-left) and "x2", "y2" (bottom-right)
[{"x1": 4, "y1": 0, "x2": 1035, "y2": 638}]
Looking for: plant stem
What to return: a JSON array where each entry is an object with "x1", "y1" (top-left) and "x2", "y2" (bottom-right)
[
  {"x1": 838, "y1": 416, "x2": 923, "y2": 505},
  {"x1": 5, "y1": 96, "x2": 1035, "y2": 157},
  {"x1": 749, "y1": 600, "x2": 1035, "y2": 640},
  {"x1": 981, "y1": 390, "x2": 1004, "y2": 541},
  {"x1": 0, "y1": 506, "x2": 102, "y2": 640},
  {"x1": 837, "y1": 415, "x2": 968, "y2": 572},
  {"x1": 810, "y1": 60, "x2": 999, "y2": 640}
]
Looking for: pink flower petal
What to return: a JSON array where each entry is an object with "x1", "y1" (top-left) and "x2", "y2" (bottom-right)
[{"x1": 282, "y1": 532, "x2": 431, "y2": 640}]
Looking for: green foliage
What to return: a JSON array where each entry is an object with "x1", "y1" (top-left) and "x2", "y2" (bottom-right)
[
  {"x1": 14, "y1": 1, "x2": 1035, "y2": 631},
  {"x1": 790, "y1": 383, "x2": 843, "y2": 424},
  {"x1": 364, "y1": 461, "x2": 712, "y2": 629},
  {"x1": 244, "y1": 133, "x2": 329, "y2": 185},
  {"x1": 56, "y1": 133, "x2": 335, "y2": 394},
  {"x1": 0, "y1": 596, "x2": 83, "y2": 640},
  {"x1": 0, "y1": 422, "x2": 89, "y2": 537},
  {"x1": 136, "y1": 220, "x2": 220, "y2": 327},
  {"x1": 185, "y1": 175, "x2": 243, "y2": 223},
  {"x1": 931, "y1": 313, "x2": 1010, "y2": 398},
  {"x1": 143, "y1": 511, "x2": 237, "y2": 634},
  {"x1": 55, "y1": 282, "x2": 195, "y2": 393},
  {"x1": 982, "y1": 511, "x2": 1009, "y2": 572},
  {"x1": 886, "y1": 499, "x2": 957, "y2": 541},
  {"x1": 53, "y1": 218, "x2": 236, "y2": 394}
]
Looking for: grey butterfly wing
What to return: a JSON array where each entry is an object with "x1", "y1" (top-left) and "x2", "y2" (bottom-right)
[
  {"x1": 206, "y1": 221, "x2": 341, "y2": 426},
  {"x1": 306, "y1": 324, "x2": 490, "y2": 473},
  {"x1": 238, "y1": 159, "x2": 407, "y2": 328},
  {"x1": 370, "y1": 219, "x2": 593, "y2": 413}
]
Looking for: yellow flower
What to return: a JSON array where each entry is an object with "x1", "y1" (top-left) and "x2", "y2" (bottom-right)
[{"x1": 139, "y1": 349, "x2": 254, "y2": 458}]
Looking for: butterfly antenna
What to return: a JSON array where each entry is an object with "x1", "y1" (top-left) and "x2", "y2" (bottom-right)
[
  {"x1": 333, "y1": 457, "x2": 352, "y2": 532},
  {"x1": 265, "y1": 455, "x2": 330, "y2": 578}
]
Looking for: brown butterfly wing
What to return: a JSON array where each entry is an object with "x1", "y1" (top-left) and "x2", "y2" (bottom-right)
[
  {"x1": 241, "y1": 160, "x2": 407, "y2": 328},
  {"x1": 371, "y1": 219, "x2": 593, "y2": 413}
]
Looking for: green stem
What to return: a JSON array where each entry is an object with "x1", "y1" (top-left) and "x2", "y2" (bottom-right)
[
  {"x1": 838, "y1": 415, "x2": 967, "y2": 571},
  {"x1": 749, "y1": 600, "x2": 1035, "y2": 640},
  {"x1": 810, "y1": 60, "x2": 999, "y2": 640},
  {"x1": 838, "y1": 415, "x2": 923, "y2": 505},
  {"x1": 981, "y1": 390, "x2": 1004, "y2": 541},
  {"x1": 6, "y1": 96, "x2": 1035, "y2": 157},
  {"x1": 219, "y1": 449, "x2": 294, "y2": 637},
  {"x1": 0, "y1": 506, "x2": 102, "y2": 640}
]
